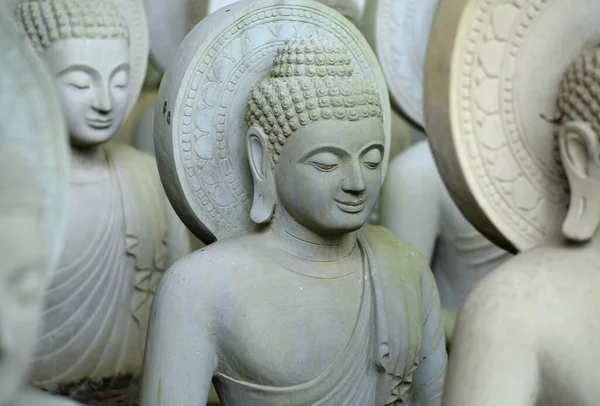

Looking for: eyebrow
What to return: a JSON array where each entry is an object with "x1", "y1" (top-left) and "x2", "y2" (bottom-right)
[
  {"x1": 110, "y1": 63, "x2": 131, "y2": 78},
  {"x1": 57, "y1": 62, "x2": 130, "y2": 78},
  {"x1": 57, "y1": 64, "x2": 97, "y2": 76},
  {"x1": 298, "y1": 144, "x2": 349, "y2": 162},
  {"x1": 358, "y1": 141, "x2": 385, "y2": 156}
]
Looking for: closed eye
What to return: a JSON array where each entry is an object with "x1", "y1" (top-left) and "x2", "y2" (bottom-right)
[
  {"x1": 310, "y1": 162, "x2": 338, "y2": 172},
  {"x1": 69, "y1": 83, "x2": 90, "y2": 90},
  {"x1": 364, "y1": 161, "x2": 380, "y2": 170}
]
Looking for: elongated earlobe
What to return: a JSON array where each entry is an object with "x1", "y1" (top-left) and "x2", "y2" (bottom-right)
[
  {"x1": 247, "y1": 126, "x2": 276, "y2": 224},
  {"x1": 559, "y1": 121, "x2": 600, "y2": 241}
]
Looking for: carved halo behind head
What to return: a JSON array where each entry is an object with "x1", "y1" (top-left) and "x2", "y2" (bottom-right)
[{"x1": 245, "y1": 36, "x2": 383, "y2": 165}]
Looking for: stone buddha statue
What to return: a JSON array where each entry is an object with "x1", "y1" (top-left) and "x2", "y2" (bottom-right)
[
  {"x1": 11, "y1": 0, "x2": 189, "y2": 402},
  {"x1": 420, "y1": 0, "x2": 600, "y2": 403},
  {"x1": 0, "y1": 8, "x2": 78, "y2": 406},
  {"x1": 141, "y1": 35, "x2": 446, "y2": 406},
  {"x1": 443, "y1": 41, "x2": 600, "y2": 406}
]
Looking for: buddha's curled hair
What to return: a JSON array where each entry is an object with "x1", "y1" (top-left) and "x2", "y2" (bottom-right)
[
  {"x1": 14, "y1": 0, "x2": 129, "y2": 55},
  {"x1": 555, "y1": 43, "x2": 600, "y2": 171},
  {"x1": 245, "y1": 36, "x2": 383, "y2": 164}
]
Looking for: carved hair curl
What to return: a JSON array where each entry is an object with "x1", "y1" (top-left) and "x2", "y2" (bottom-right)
[
  {"x1": 245, "y1": 36, "x2": 383, "y2": 164},
  {"x1": 14, "y1": 0, "x2": 129, "y2": 55},
  {"x1": 555, "y1": 43, "x2": 600, "y2": 170}
]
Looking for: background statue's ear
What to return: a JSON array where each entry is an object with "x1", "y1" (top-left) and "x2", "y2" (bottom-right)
[
  {"x1": 247, "y1": 126, "x2": 276, "y2": 224},
  {"x1": 559, "y1": 121, "x2": 600, "y2": 241}
]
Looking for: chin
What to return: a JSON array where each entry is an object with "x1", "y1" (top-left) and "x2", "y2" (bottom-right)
[
  {"x1": 317, "y1": 215, "x2": 369, "y2": 235},
  {"x1": 70, "y1": 127, "x2": 115, "y2": 147}
]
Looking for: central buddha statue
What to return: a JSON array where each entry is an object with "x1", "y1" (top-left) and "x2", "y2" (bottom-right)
[
  {"x1": 141, "y1": 35, "x2": 446, "y2": 406},
  {"x1": 11, "y1": 0, "x2": 190, "y2": 403}
]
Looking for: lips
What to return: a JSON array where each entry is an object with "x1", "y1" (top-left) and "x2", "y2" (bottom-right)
[
  {"x1": 86, "y1": 118, "x2": 113, "y2": 129},
  {"x1": 335, "y1": 199, "x2": 366, "y2": 213}
]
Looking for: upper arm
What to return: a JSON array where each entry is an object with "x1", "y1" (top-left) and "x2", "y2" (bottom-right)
[
  {"x1": 409, "y1": 255, "x2": 447, "y2": 406},
  {"x1": 379, "y1": 141, "x2": 441, "y2": 262},
  {"x1": 140, "y1": 258, "x2": 217, "y2": 406},
  {"x1": 443, "y1": 264, "x2": 541, "y2": 406}
]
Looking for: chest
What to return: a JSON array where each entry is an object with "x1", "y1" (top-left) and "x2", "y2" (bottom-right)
[
  {"x1": 62, "y1": 170, "x2": 125, "y2": 265},
  {"x1": 218, "y1": 268, "x2": 365, "y2": 386}
]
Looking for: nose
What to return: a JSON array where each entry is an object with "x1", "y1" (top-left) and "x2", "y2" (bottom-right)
[
  {"x1": 342, "y1": 159, "x2": 366, "y2": 194},
  {"x1": 92, "y1": 83, "x2": 112, "y2": 114}
]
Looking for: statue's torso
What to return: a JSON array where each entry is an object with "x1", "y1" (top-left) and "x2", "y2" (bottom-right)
[
  {"x1": 32, "y1": 152, "x2": 141, "y2": 386},
  {"x1": 216, "y1": 244, "x2": 364, "y2": 387},
  {"x1": 30, "y1": 146, "x2": 168, "y2": 397},
  {"x1": 197, "y1": 227, "x2": 429, "y2": 405}
]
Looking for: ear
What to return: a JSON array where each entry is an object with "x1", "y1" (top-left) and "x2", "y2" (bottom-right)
[
  {"x1": 246, "y1": 126, "x2": 276, "y2": 224},
  {"x1": 559, "y1": 121, "x2": 600, "y2": 241}
]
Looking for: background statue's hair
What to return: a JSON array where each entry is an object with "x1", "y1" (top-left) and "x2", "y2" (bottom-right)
[
  {"x1": 245, "y1": 36, "x2": 383, "y2": 165},
  {"x1": 555, "y1": 43, "x2": 600, "y2": 173},
  {"x1": 14, "y1": 0, "x2": 129, "y2": 55}
]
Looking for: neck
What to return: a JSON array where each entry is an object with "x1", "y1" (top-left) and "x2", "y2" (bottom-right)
[
  {"x1": 69, "y1": 143, "x2": 111, "y2": 184},
  {"x1": 69, "y1": 143, "x2": 106, "y2": 171},
  {"x1": 271, "y1": 204, "x2": 356, "y2": 262}
]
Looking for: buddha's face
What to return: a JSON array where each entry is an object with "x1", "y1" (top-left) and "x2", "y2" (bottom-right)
[
  {"x1": 0, "y1": 213, "x2": 46, "y2": 404},
  {"x1": 274, "y1": 117, "x2": 384, "y2": 235},
  {"x1": 42, "y1": 38, "x2": 130, "y2": 147}
]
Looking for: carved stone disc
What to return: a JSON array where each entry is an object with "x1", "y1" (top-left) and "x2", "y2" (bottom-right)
[
  {"x1": 424, "y1": 0, "x2": 600, "y2": 252},
  {"x1": 1, "y1": 0, "x2": 148, "y2": 117},
  {"x1": 0, "y1": 9, "x2": 69, "y2": 272},
  {"x1": 155, "y1": 0, "x2": 391, "y2": 242},
  {"x1": 147, "y1": 0, "x2": 366, "y2": 73},
  {"x1": 362, "y1": 0, "x2": 439, "y2": 127}
]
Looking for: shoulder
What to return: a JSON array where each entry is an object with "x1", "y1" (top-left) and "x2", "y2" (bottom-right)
[
  {"x1": 105, "y1": 142, "x2": 156, "y2": 166},
  {"x1": 362, "y1": 225, "x2": 430, "y2": 272},
  {"x1": 103, "y1": 143, "x2": 163, "y2": 201},
  {"x1": 157, "y1": 235, "x2": 258, "y2": 302},
  {"x1": 104, "y1": 143, "x2": 161, "y2": 184},
  {"x1": 457, "y1": 243, "x2": 587, "y2": 338},
  {"x1": 361, "y1": 225, "x2": 433, "y2": 291}
]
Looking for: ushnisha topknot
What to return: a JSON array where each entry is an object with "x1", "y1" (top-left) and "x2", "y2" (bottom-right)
[
  {"x1": 271, "y1": 36, "x2": 354, "y2": 78},
  {"x1": 14, "y1": 0, "x2": 129, "y2": 55},
  {"x1": 245, "y1": 36, "x2": 383, "y2": 165}
]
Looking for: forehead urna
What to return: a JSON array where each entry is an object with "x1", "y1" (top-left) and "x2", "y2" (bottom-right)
[
  {"x1": 154, "y1": 0, "x2": 390, "y2": 244},
  {"x1": 424, "y1": 0, "x2": 600, "y2": 252}
]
